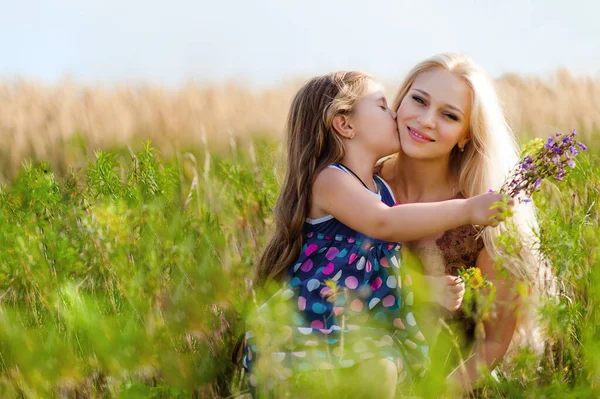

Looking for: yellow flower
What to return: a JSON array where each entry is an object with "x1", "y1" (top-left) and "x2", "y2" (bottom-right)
[
  {"x1": 470, "y1": 268, "x2": 484, "y2": 289},
  {"x1": 322, "y1": 279, "x2": 341, "y2": 303},
  {"x1": 521, "y1": 137, "x2": 544, "y2": 158}
]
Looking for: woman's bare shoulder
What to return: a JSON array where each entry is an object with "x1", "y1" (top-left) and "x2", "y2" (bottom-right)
[{"x1": 374, "y1": 154, "x2": 397, "y2": 183}]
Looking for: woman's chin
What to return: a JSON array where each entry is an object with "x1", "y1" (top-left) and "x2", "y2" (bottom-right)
[
  {"x1": 400, "y1": 141, "x2": 448, "y2": 161},
  {"x1": 399, "y1": 143, "x2": 430, "y2": 159}
]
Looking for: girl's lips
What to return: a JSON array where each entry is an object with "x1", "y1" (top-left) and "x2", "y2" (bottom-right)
[{"x1": 407, "y1": 126, "x2": 435, "y2": 143}]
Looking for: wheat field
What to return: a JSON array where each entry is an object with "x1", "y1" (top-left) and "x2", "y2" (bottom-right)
[{"x1": 0, "y1": 69, "x2": 599, "y2": 181}]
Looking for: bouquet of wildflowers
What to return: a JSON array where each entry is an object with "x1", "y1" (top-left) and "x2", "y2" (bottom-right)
[
  {"x1": 457, "y1": 267, "x2": 495, "y2": 340},
  {"x1": 500, "y1": 129, "x2": 587, "y2": 203}
]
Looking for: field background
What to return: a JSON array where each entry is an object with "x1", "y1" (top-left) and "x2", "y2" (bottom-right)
[
  {"x1": 1, "y1": 70, "x2": 599, "y2": 180},
  {"x1": 0, "y1": 70, "x2": 598, "y2": 398}
]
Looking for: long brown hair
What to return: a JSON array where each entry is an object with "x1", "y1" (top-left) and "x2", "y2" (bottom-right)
[{"x1": 253, "y1": 71, "x2": 372, "y2": 285}]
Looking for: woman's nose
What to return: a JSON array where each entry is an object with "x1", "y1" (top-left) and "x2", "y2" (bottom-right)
[
  {"x1": 390, "y1": 109, "x2": 397, "y2": 119},
  {"x1": 418, "y1": 109, "x2": 436, "y2": 129}
]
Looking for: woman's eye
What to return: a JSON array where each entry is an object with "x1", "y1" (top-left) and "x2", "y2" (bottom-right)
[
  {"x1": 444, "y1": 113, "x2": 459, "y2": 121},
  {"x1": 412, "y1": 95, "x2": 425, "y2": 105},
  {"x1": 379, "y1": 105, "x2": 388, "y2": 110}
]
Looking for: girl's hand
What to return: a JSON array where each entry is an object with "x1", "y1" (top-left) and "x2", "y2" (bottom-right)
[
  {"x1": 467, "y1": 192, "x2": 514, "y2": 227},
  {"x1": 431, "y1": 275, "x2": 465, "y2": 312}
]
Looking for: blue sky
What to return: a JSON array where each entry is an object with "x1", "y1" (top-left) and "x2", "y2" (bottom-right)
[{"x1": 3, "y1": 0, "x2": 599, "y2": 86}]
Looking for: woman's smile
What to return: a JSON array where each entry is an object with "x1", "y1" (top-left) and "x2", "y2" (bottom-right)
[{"x1": 407, "y1": 126, "x2": 435, "y2": 143}]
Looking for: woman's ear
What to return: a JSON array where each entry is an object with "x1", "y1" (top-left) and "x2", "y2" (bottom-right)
[
  {"x1": 332, "y1": 114, "x2": 355, "y2": 139},
  {"x1": 458, "y1": 130, "x2": 471, "y2": 150},
  {"x1": 458, "y1": 138, "x2": 470, "y2": 150}
]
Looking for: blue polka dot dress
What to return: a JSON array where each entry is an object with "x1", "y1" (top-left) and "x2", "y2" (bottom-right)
[{"x1": 244, "y1": 164, "x2": 428, "y2": 392}]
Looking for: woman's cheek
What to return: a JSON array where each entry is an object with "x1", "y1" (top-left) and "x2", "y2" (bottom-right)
[{"x1": 399, "y1": 104, "x2": 416, "y2": 121}]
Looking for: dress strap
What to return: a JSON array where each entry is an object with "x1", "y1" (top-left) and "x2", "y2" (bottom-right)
[
  {"x1": 336, "y1": 163, "x2": 374, "y2": 193},
  {"x1": 373, "y1": 174, "x2": 396, "y2": 204}
]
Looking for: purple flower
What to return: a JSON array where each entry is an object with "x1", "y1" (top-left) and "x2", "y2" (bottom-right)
[{"x1": 500, "y1": 129, "x2": 586, "y2": 205}]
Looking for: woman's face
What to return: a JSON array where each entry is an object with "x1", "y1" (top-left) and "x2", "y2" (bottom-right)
[{"x1": 396, "y1": 68, "x2": 472, "y2": 161}]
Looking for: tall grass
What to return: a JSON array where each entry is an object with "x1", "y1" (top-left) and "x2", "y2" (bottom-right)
[
  {"x1": 0, "y1": 135, "x2": 597, "y2": 397},
  {"x1": 0, "y1": 140, "x2": 278, "y2": 397},
  {"x1": 1, "y1": 69, "x2": 599, "y2": 180}
]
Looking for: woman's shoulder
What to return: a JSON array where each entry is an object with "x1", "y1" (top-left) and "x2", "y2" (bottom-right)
[{"x1": 374, "y1": 154, "x2": 397, "y2": 183}]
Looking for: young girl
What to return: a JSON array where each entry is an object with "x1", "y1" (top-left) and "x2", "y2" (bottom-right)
[{"x1": 243, "y1": 71, "x2": 511, "y2": 398}]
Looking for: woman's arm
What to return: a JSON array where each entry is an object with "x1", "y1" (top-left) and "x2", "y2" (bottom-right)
[{"x1": 447, "y1": 247, "x2": 520, "y2": 391}]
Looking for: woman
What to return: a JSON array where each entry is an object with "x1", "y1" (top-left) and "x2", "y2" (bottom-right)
[{"x1": 376, "y1": 53, "x2": 548, "y2": 392}]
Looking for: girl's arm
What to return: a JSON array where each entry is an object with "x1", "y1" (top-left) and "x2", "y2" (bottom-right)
[
  {"x1": 446, "y1": 248, "x2": 519, "y2": 391},
  {"x1": 312, "y1": 167, "x2": 506, "y2": 243}
]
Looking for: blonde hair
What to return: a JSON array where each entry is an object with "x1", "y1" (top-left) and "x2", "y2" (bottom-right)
[
  {"x1": 393, "y1": 53, "x2": 550, "y2": 353},
  {"x1": 253, "y1": 71, "x2": 372, "y2": 285}
]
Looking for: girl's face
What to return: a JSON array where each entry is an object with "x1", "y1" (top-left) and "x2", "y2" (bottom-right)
[
  {"x1": 350, "y1": 80, "x2": 399, "y2": 158},
  {"x1": 396, "y1": 68, "x2": 472, "y2": 161}
]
